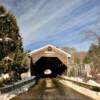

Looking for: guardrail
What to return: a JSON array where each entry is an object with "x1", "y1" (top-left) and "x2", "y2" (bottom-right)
[
  {"x1": 0, "y1": 76, "x2": 36, "y2": 93},
  {"x1": 58, "y1": 76, "x2": 100, "y2": 92}
]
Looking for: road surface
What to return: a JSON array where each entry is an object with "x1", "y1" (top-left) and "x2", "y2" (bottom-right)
[{"x1": 11, "y1": 78, "x2": 93, "y2": 100}]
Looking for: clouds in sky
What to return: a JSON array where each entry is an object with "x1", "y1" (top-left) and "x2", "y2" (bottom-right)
[{"x1": 0, "y1": 0, "x2": 100, "y2": 51}]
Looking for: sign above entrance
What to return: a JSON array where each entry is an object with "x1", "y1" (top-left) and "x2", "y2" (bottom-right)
[{"x1": 44, "y1": 51, "x2": 55, "y2": 57}]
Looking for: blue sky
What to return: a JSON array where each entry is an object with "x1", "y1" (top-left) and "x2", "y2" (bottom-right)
[{"x1": 0, "y1": 0, "x2": 100, "y2": 51}]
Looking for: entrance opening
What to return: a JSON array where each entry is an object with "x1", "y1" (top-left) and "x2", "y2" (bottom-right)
[
  {"x1": 44, "y1": 69, "x2": 52, "y2": 75},
  {"x1": 31, "y1": 57, "x2": 67, "y2": 78}
]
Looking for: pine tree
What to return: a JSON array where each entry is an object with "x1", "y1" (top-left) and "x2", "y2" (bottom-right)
[
  {"x1": 0, "y1": 5, "x2": 23, "y2": 60},
  {"x1": 84, "y1": 36, "x2": 100, "y2": 70},
  {"x1": 0, "y1": 6, "x2": 28, "y2": 82}
]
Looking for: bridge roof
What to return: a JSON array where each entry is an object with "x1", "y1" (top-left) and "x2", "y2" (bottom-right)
[{"x1": 28, "y1": 44, "x2": 71, "y2": 57}]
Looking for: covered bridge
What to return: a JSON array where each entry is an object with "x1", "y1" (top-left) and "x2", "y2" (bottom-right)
[{"x1": 27, "y1": 44, "x2": 71, "y2": 78}]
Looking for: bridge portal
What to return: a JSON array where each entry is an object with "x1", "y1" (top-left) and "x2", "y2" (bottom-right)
[{"x1": 27, "y1": 44, "x2": 71, "y2": 78}]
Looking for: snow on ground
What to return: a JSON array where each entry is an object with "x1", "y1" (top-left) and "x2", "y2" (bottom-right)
[
  {"x1": 0, "y1": 81, "x2": 35, "y2": 100},
  {"x1": 87, "y1": 80, "x2": 100, "y2": 87},
  {"x1": 62, "y1": 76, "x2": 100, "y2": 87},
  {"x1": 59, "y1": 79, "x2": 100, "y2": 100}
]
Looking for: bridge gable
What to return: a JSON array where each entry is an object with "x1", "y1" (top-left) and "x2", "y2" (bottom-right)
[{"x1": 28, "y1": 44, "x2": 71, "y2": 65}]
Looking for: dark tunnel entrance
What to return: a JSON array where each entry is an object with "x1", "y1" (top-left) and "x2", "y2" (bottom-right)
[{"x1": 30, "y1": 57, "x2": 67, "y2": 78}]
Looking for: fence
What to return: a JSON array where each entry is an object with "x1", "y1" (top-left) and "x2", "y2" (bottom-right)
[
  {"x1": 58, "y1": 76, "x2": 100, "y2": 92},
  {"x1": 0, "y1": 76, "x2": 36, "y2": 93}
]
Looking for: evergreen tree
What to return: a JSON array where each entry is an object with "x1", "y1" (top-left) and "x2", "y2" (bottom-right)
[
  {"x1": 0, "y1": 5, "x2": 23, "y2": 60},
  {"x1": 0, "y1": 6, "x2": 28, "y2": 81},
  {"x1": 84, "y1": 36, "x2": 100, "y2": 70}
]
